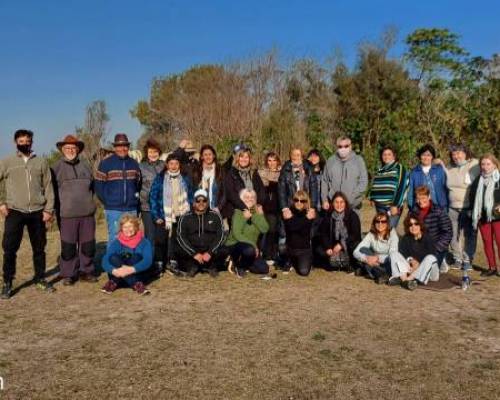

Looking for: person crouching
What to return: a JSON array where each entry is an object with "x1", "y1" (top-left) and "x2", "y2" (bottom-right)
[
  {"x1": 176, "y1": 189, "x2": 225, "y2": 277},
  {"x1": 101, "y1": 215, "x2": 153, "y2": 295}
]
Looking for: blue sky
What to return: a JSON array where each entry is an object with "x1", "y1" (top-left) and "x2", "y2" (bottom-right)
[{"x1": 1, "y1": 0, "x2": 499, "y2": 157}]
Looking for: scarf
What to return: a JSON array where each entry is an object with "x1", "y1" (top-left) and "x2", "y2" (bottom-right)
[
  {"x1": 472, "y1": 169, "x2": 500, "y2": 228},
  {"x1": 237, "y1": 166, "x2": 253, "y2": 190},
  {"x1": 201, "y1": 167, "x2": 216, "y2": 209},
  {"x1": 331, "y1": 210, "x2": 348, "y2": 251},
  {"x1": 259, "y1": 167, "x2": 280, "y2": 186},
  {"x1": 118, "y1": 230, "x2": 144, "y2": 249},
  {"x1": 291, "y1": 163, "x2": 305, "y2": 192},
  {"x1": 418, "y1": 201, "x2": 432, "y2": 225},
  {"x1": 163, "y1": 171, "x2": 190, "y2": 230}
]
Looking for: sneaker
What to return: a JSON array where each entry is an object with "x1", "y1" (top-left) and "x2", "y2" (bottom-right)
[
  {"x1": 62, "y1": 277, "x2": 75, "y2": 286},
  {"x1": 187, "y1": 268, "x2": 198, "y2": 278},
  {"x1": 439, "y1": 259, "x2": 449, "y2": 273},
  {"x1": 375, "y1": 275, "x2": 389, "y2": 285},
  {"x1": 403, "y1": 280, "x2": 418, "y2": 291},
  {"x1": 388, "y1": 277, "x2": 402, "y2": 286},
  {"x1": 35, "y1": 280, "x2": 55, "y2": 293},
  {"x1": 480, "y1": 269, "x2": 497, "y2": 277},
  {"x1": 354, "y1": 267, "x2": 364, "y2": 277},
  {"x1": 235, "y1": 267, "x2": 245, "y2": 278},
  {"x1": 79, "y1": 273, "x2": 98, "y2": 283},
  {"x1": 132, "y1": 281, "x2": 150, "y2": 296},
  {"x1": 1, "y1": 281, "x2": 13, "y2": 300},
  {"x1": 101, "y1": 280, "x2": 118, "y2": 294}
]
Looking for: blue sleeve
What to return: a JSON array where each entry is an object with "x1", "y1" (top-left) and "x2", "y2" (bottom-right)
[
  {"x1": 102, "y1": 239, "x2": 121, "y2": 273},
  {"x1": 94, "y1": 159, "x2": 108, "y2": 204},
  {"x1": 133, "y1": 239, "x2": 153, "y2": 273},
  {"x1": 149, "y1": 174, "x2": 163, "y2": 221}
]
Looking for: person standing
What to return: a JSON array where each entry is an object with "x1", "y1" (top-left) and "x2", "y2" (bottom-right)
[
  {"x1": 149, "y1": 153, "x2": 193, "y2": 271},
  {"x1": 321, "y1": 136, "x2": 368, "y2": 214},
  {"x1": 52, "y1": 135, "x2": 97, "y2": 285},
  {"x1": 1, "y1": 130, "x2": 55, "y2": 299},
  {"x1": 443, "y1": 144, "x2": 480, "y2": 272},
  {"x1": 139, "y1": 139, "x2": 164, "y2": 244},
  {"x1": 95, "y1": 133, "x2": 141, "y2": 243},
  {"x1": 368, "y1": 145, "x2": 408, "y2": 228},
  {"x1": 471, "y1": 153, "x2": 500, "y2": 277},
  {"x1": 408, "y1": 144, "x2": 448, "y2": 210}
]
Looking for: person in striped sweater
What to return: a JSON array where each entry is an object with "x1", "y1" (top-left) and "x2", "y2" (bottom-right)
[{"x1": 368, "y1": 145, "x2": 409, "y2": 228}]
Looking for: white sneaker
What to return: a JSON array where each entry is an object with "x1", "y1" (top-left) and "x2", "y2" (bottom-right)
[{"x1": 440, "y1": 259, "x2": 449, "y2": 273}]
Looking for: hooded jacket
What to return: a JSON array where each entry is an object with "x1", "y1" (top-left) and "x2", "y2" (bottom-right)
[{"x1": 321, "y1": 152, "x2": 368, "y2": 209}]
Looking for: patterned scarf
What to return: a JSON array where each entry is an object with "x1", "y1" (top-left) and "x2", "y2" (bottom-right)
[
  {"x1": 331, "y1": 210, "x2": 348, "y2": 251},
  {"x1": 472, "y1": 169, "x2": 500, "y2": 228},
  {"x1": 237, "y1": 165, "x2": 253, "y2": 190},
  {"x1": 258, "y1": 167, "x2": 280, "y2": 186},
  {"x1": 163, "y1": 171, "x2": 190, "y2": 230}
]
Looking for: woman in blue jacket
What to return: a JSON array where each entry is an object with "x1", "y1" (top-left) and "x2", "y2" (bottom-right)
[
  {"x1": 101, "y1": 215, "x2": 153, "y2": 295},
  {"x1": 408, "y1": 144, "x2": 448, "y2": 210}
]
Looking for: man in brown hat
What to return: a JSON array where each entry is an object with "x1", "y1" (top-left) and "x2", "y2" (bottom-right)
[
  {"x1": 52, "y1": 135, "x2": 97, "y2": 285},
  {"x1": 95, "y1": 133, "x2": 141, "y2": 244}
]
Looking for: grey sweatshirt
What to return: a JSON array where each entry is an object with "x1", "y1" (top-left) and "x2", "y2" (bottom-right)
[{"x1": 321, "y1": 152, "x2": 368, "y2": 209}]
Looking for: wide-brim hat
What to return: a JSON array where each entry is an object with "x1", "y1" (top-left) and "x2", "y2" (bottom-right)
[
  {"x1": 112, "y1": 133, "x2": 131, "y2": 146},
  {"x1": 56, "y1": 134, "x2": 85, "y2": 152}
]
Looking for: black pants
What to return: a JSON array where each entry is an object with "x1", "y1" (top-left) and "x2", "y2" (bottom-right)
[
  {"x1": 227, "y1": 243, "x2": 269, "y2": 274},
  {"x1": 153, "y1": 222, "x2": 177, "y2": 264},
  {"x1": 2, "y1": 209, "x2": 47, "y2": 282},
  {"x1": 176, "y1": 248, "x2": 224, "y2": 274},
  {"x1": 287, "y1": 248, "x2": 312, "y2": 276},
  {"x1": 261, "y1": 213, "x2": 279, "y2": 260}
]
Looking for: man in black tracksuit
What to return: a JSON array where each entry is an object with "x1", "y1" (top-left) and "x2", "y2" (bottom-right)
[{"x1": 176, "y1": 189, "x2": 225, "y2": 277}]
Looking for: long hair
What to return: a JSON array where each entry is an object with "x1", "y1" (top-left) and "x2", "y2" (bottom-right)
[
  {"x1": 403, "y1": 213, "x2": 426, "y2": 236},
  {"x1": 330, "y1": 191, "x2": 350, "y2": 212},
  {"x1": 369, "y1": 212, "x2": 391, "y2": 240}
]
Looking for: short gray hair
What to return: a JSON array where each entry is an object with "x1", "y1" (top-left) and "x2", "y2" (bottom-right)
[
  {"x1": 336, "y1": 136, "x2": 352, "y2": 145},
  {"x1": 239, "y1": 188, "x2": 257, "y2": 202}
]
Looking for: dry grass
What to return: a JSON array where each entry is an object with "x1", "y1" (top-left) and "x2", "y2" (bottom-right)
[{"x1": 1, "y1": 208, "x2": 500, "y2": 400}]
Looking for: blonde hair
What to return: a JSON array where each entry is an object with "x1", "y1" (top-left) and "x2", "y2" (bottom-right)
[
  {"x1": 232, "y1": 149, "x2": 253, "y2": 168},
  {"x1": 293, "y1": 190, "x2": 311, "y2": 209},
  {"x1": 119, "y1": 214, "x2": 141, "y2": 232},
  {"x1": 480, "y1": 153, "x2": 500, "y2": 170}
]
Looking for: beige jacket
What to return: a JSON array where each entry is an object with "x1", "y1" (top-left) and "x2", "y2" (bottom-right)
[
  {"x1": 446, "y1": 159, "x2": 480, "y2": 209},
  {"x1": 0, "y1": 152, "x2": 55, "y2": 213}
]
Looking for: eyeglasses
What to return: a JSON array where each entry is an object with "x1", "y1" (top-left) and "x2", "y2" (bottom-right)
[
  {"x1": 293, "y1": 199, "x2": 307, "y2": 204},
  {"x1": 337, "y1": 144, "x2": 350, "y2": 149},
  {"x1": 195, "y1": 198, "x2": 208, "y2": 203},
  {"x1": 375, "y1": 220, "x2": 388, "y2": 224},
  {"x1": 408, "y1": 222, "x2": 420, "y2": 227}
]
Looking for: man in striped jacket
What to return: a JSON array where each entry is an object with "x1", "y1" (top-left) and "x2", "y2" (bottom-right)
[
  {"x1": 176, "y1": 189, "x2": 225, "y2": 277},
  {"x1": 412, "y1": 185, "x2": 452, "y2": 267},
  {"x1": 95, "y1": 134, "x2": 141, "y2": 244}
]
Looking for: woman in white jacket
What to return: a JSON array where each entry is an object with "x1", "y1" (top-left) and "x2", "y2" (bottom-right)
[{"x1": 353, "y1": 212, "x2": 399, "y2": 284}]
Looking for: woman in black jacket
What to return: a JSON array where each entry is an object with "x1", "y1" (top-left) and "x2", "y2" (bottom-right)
[
  {"x1": 221, "y1": 147, "x2": 265, "y2": 221},
  {"x1": 315, "y1": 191, "x2": 361, "y2": 272},
  {"x1": 258, "y1": 152, "x2": 281, "y2": 262},
  {"x1": 283, "y1": 190, "x2": 316, "y2": 276}
]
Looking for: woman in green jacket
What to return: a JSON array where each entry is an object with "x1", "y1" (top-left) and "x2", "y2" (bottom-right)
[{"x1": 225, "y1": 188, "x2": 269, "y2": 277}]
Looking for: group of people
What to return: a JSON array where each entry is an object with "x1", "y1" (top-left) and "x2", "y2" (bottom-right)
[{"x1": 0, "y1": 129, "x2": 499, "y2": 299}]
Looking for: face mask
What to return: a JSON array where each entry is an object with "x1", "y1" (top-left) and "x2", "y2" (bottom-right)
[
  {"x1": 17, "y1": 144, "x2": 31, "y2": 154},
  {"x1": 337, "y1": 148, "x2": 350, "y2": 159}
]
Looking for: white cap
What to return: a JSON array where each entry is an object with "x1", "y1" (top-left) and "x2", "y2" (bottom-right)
[{"x1": 193, "y1": 189, "x2": 208, "y2": 200}]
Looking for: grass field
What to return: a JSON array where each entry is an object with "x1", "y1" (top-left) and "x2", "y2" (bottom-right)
[{"x1": 1, "y1": 208, "x2": 500, "y2": 400}]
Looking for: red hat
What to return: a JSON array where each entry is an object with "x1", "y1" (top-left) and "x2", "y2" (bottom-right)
[
  {"x1": 112, "y1": 133, "x2": 131, "y2": 146},
  {"x1": 56, "y1": 134, "x2": 85, "y2": 152}
]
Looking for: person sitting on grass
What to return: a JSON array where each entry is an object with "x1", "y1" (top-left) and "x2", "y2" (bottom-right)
[
  {"x1": 389, "y1": 214, "x2": 439, "y2": 290},
  {"x1": 315, "y1": 191, "x2": 361, "y2": 272},
  {"x1": 353, "y1": 212, "x2": 399, "y2": 284},
  {"x1": 283, "y1": 190, "x2": 316, "y2": 276},
  {"x1": 225, "y1": 188, "x2": 269, "y2": 278},
  {"x1": 176, "y1": 189, "x2": 225, "y2": 278},
  {"x1": 101, "y1": 215, "x2": 153, "y2": 295}
]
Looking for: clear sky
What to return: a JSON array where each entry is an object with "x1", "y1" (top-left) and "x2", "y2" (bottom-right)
[{"x1": 1, "y1": 0, "x2": 499, "y2": 157}]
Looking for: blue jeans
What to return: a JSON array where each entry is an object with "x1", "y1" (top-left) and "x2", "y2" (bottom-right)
[{"x1": 105, "y1": 209, "x2": 137, "y2": 247}]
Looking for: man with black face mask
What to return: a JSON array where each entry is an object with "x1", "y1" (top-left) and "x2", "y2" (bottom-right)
[{"x1": 0, "y1": 130, "x2": 55, "y2": 299}]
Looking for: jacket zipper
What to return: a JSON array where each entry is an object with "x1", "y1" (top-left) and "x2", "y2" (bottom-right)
[{"x1": 25, "y1": 162, "x2": 32, "y2": 212}]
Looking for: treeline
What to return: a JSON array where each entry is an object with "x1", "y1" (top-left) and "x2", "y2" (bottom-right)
[{"x1": 131, "y1": 27, "x2": 500, "y2": 174}]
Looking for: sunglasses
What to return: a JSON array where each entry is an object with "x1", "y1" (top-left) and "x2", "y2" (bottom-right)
[
  {"x1": 375, "y1": 220, "x2": 388, "y2": 224},
  {"x1": 408, "y1": 222, "x2": 420, "y2": 227},
  {"x1": 195, "y1": 198, "x2": 208, "y2": 203},
  {"x1": 337, "y1": 144, "x2": 350, "y2": 149},
  {"x1": 293, "y1": 199, "x2": 307, "y2": 204}
]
